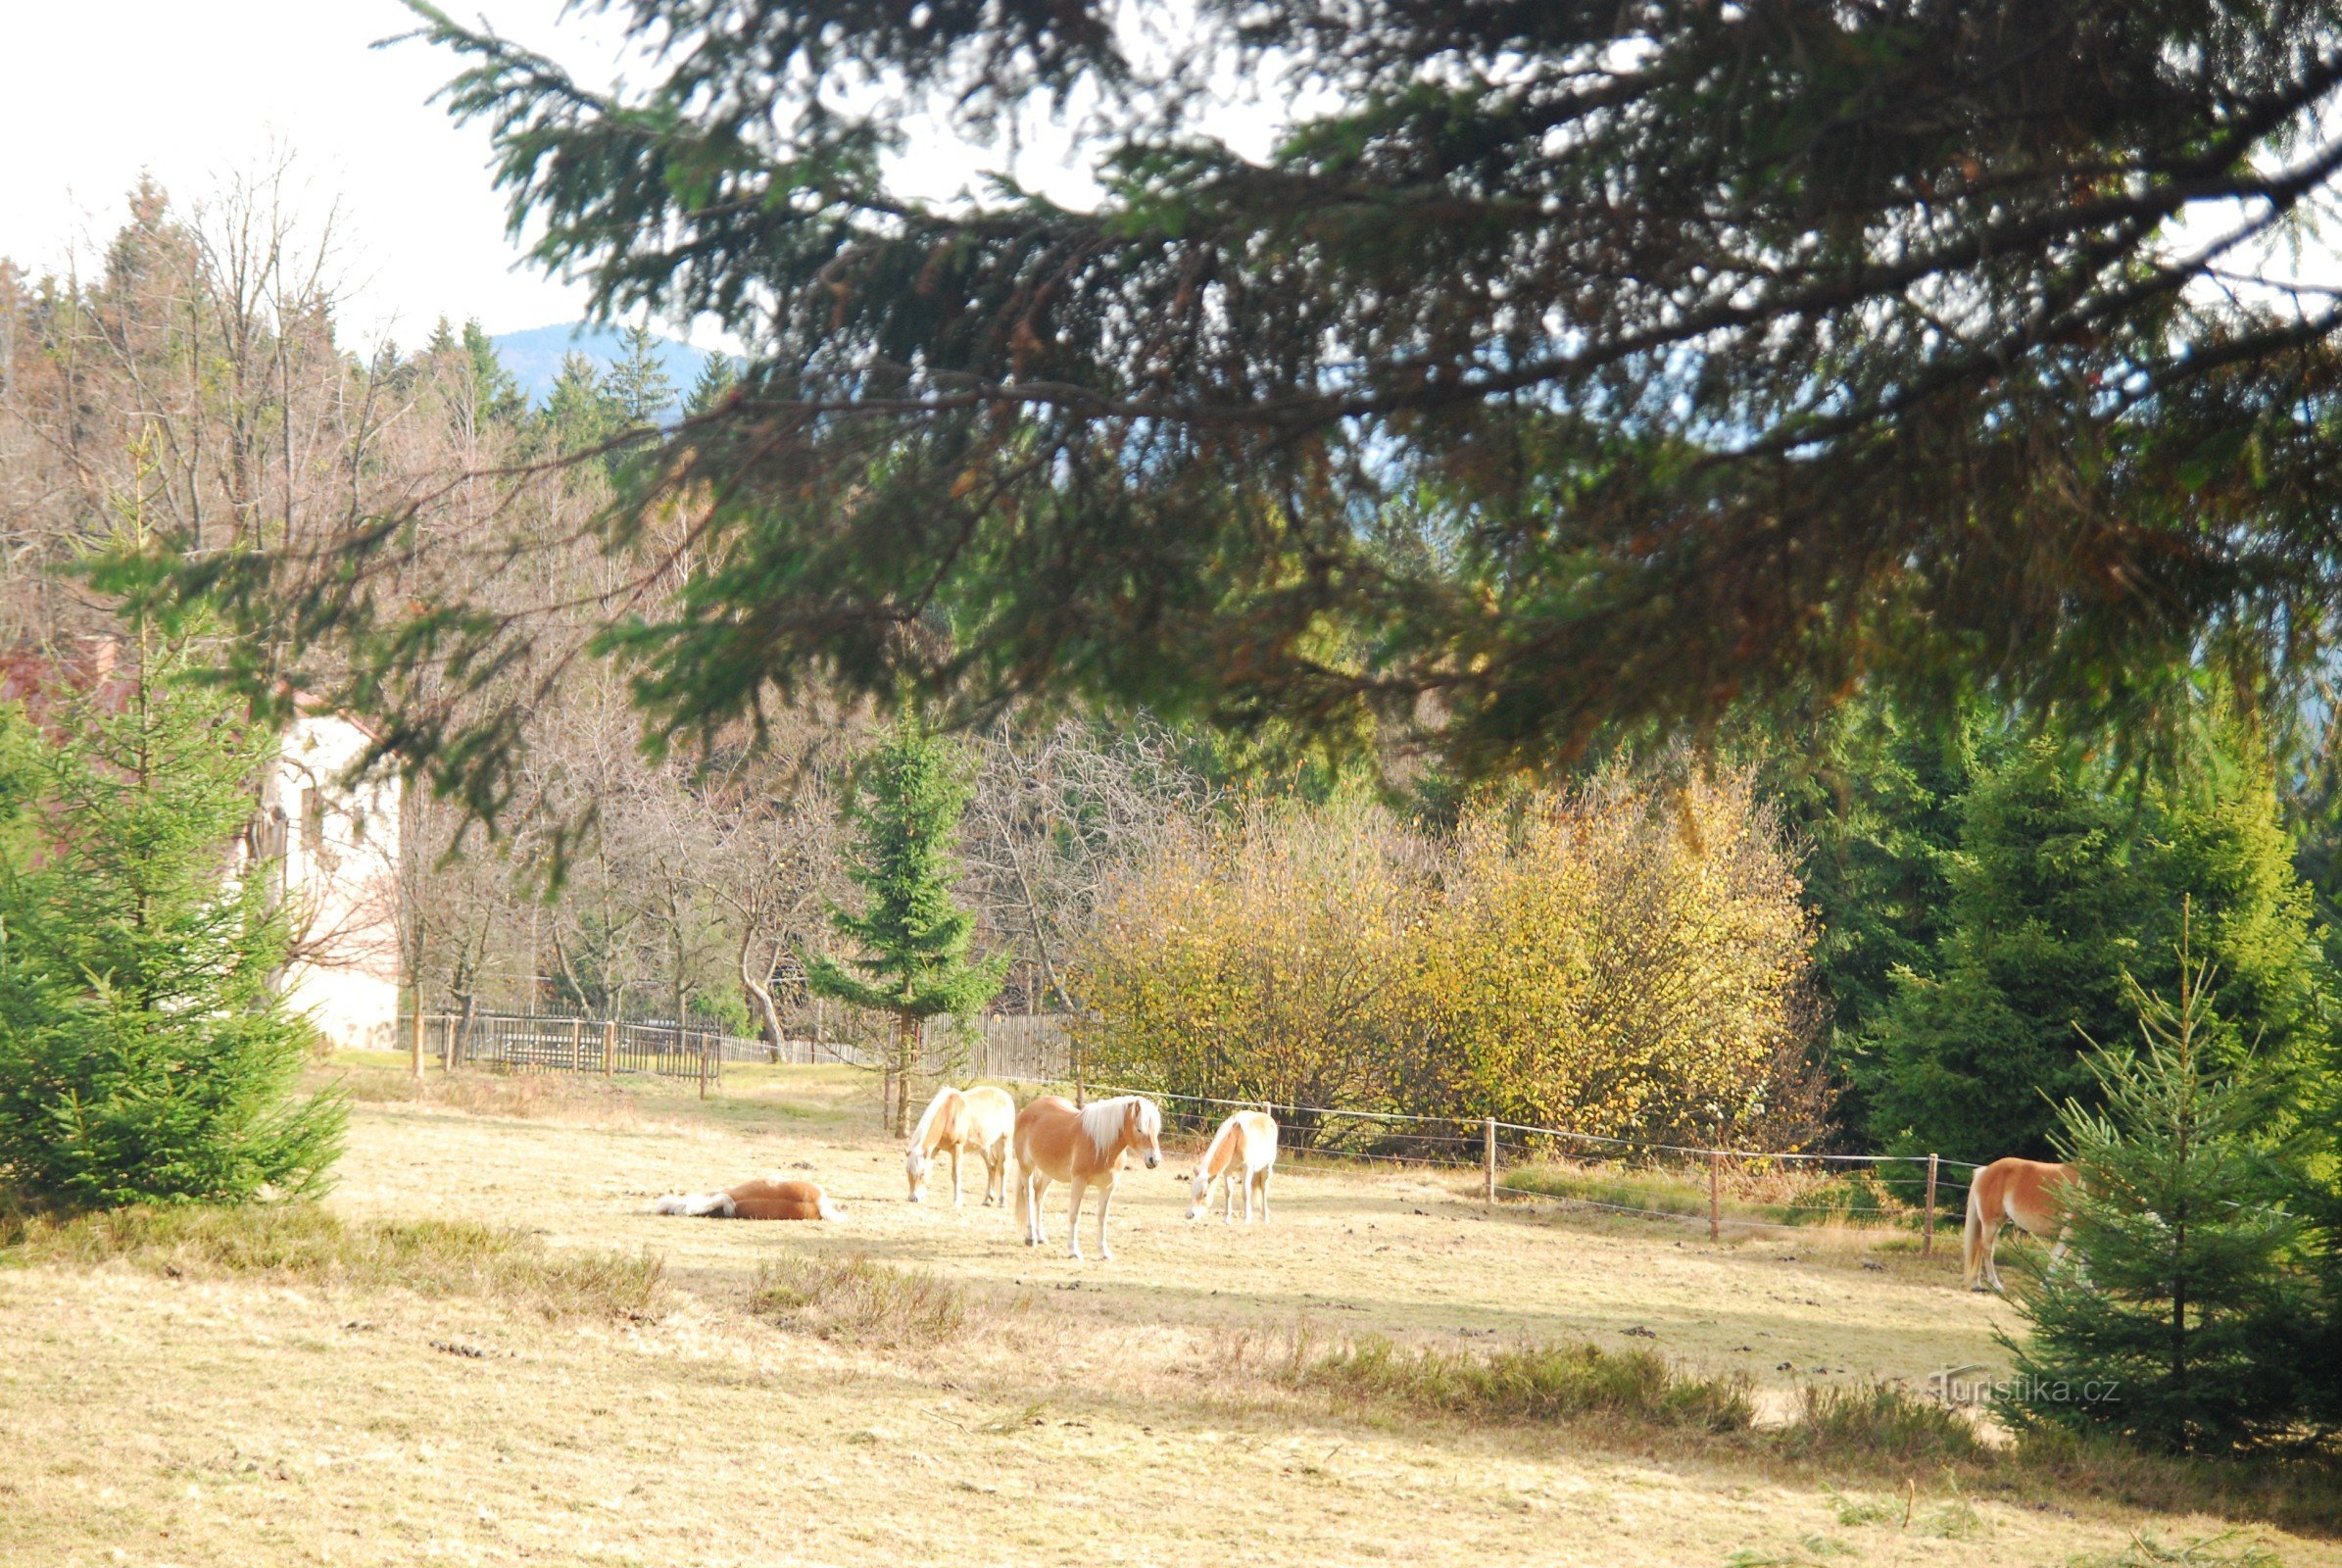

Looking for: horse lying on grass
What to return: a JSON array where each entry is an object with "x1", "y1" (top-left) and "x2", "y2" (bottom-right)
[
  {"x1": 654, "y1": 1177, "x2": 843, "y2": 1220},
  {"x1": 1188, "y1": 1109, "x2": 1278, "y2": 1223},
  {"x1": 1964, "y1": 1156, "x2": 2072, "y2": 1292},
  {"x1": 1014, "y1": 1094, "x2": 1163, "y2": 1260},
  {"x1": 906, "y1": 1085, "x2": 1016, "y2": 1206}
]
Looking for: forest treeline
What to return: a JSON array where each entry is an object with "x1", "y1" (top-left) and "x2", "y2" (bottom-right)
[{"x1": 4, "y1": 178, "x2": 2342, "y2": 1165}]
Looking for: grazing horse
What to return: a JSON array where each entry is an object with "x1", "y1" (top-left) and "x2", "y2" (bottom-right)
[
  {"x1": 654, "y1": 1176, "x2": 843, "y2": 1221},
  {"x1": 1187, "y1": 1110, "x2": 1279, "y2": 1223},
  {"x1": 1014, "y1": 1095, "x2": 1164, "y2": 1260},
  {"x1": 906, "y1": 1085, "x2": 1017, "y2": 1206},
  {"x1": 1964, "y1": 1157, "x2": 2074, "y2": 1292}
]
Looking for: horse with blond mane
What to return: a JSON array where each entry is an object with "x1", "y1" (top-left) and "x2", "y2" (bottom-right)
[
  {"x1": 1964, "y1": 1156, "x2": 2074, "y2": 1292},
  {"x1": 1013, "y1": 1094, "x2": 1163, "y2": 1259},
  {"x1": 1187, "y1": 1109, "x2": 1278, "y2": 1223},
  {"x1": 905, "y1": 1084, "x2": 1016, "y2": 1205}
]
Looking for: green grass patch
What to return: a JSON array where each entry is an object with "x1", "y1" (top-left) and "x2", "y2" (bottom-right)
[
  {"x1": 1781, "y1": 1382, "x2": 1985, "y2": 1466},
  {"x1": 1284, "y1": 1334, "x2": 1755, "y2": 1431},
  {"x1": 0, "y1": 1202, "x2": 665, "y2": 1321},
  {"x1": 1500, "y1": 1162, "x2": 1917, "y2": 1231},
  {"x1": 750, "y1": 1252, "x2": 967, "y2": 1347}
]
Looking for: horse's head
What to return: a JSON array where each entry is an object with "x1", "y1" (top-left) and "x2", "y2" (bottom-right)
[
  {"x1": 1128, "y1": 1097, "x2": 1163, "y2": 1171},
  {"x1": 904, "y1": 1144, "x2": 929, "y2": 1203},
  {"x1": 1185, "y1": 1161, "x2": 1213, "y2": 1220}
]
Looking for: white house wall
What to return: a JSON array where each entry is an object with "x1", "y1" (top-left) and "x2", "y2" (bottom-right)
[{"x1": 259, "y1": 710, "x2": 403, "y2": 1053}]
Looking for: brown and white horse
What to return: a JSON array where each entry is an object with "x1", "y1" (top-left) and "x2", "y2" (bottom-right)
[
  {"x1": 906, "y1": 1085, "x2": 1017, "y2": 1206},
  {"x1": 1187, "y1": 1110, "x2": 1279, "y2": 1223},
  {"x1": 1013, "y1": 1094, "x2": 1164, "y2": 1260},
  {"x1": 1964, "y1": 1157, "x2": 2074, "y2": 1292},
  {"x1": 654, "y1": 1176, "x2": 843, "y2": 1220}
]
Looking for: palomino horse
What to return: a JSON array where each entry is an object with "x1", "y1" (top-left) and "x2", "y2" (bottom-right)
[
  {"x1": 906, "y1": 1085, "x2": 1016, "y2": 1206},
  {"x1": 1964, "y1": 1157, "x2": 2074, "y2": 1292},
  {"x1": 654, "y1": 1176, "x2": 843, "y2": 1220},
  {"x1": 1187, "y1": 1109, "x2": 1279, "y2": 1223},
  {"x1": 1014, "y1": 1094, "x2": 1164, "y2": 1260}
]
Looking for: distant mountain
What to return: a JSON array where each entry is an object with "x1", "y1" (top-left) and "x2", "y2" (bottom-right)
[{"x1": 488, "y1": 322, "x2": 717, "y2": 413}]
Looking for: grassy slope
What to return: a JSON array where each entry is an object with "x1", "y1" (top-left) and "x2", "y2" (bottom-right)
[{"x1": 0, "y1": 1057, "x2": 2325, "y2": 1567}]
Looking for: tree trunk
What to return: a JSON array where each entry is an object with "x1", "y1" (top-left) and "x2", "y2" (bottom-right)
[
  {"x1": 739, "y1": 927, "x2": 785, "y2": 1061},
  {"x1": 895, "y1": 1009, "x2": 919, "y2": 1137}
]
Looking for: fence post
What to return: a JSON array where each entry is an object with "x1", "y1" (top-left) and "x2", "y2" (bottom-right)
[
  {"x1": 604, "y1": 1021, "x2": 617, "y2": 1078},
  {"x1": 698, "y1": 1035, "x2": 710, "y2": 1101},
  {"x1": 569, "y1": 1017, "x2": 583, "y2": 1072},
  {"x1": 1923, "y1": 1153, "x2": 1940, "y2": 1257},
  {"x1": 411, "y1": 1009, "x2": 424, "y2": 1085},
  {"x1": 1708, "y1": 1152, "x2": 1722, "y2": 1243},
  {"x1": 1483, "y1": 1116, "x2": 1496, "y2": 1205}
]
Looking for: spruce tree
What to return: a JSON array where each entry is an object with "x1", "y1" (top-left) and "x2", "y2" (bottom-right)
[
  {"x1": 1862, "y1": 723, "x2": 2330, "y2": 1158},
  {"x1": 606, "y1": 322, "x2": 676, "y2": 426},
  {"x1": 0, "y1": 570, "x2": 344, "y2": 1210},
  {"x1": 2000, "y1": 928, "x2": 2313, "y2": 1454},
  {"x1": 807, "y1": 719, "x2": 1006, "y2": 1135},
  {"x1": 538, "y1": 350, "x2": 618, "y2": 453},
  {"x1": 459, "y1": 319, "x2": 525, "y2": 428},
  {"x1": 683, "y1": 353, "x2": 739, "y2": 420},
  {"x1": 1766, "y1": 697, "x2": 1977, "y2": 1131}
]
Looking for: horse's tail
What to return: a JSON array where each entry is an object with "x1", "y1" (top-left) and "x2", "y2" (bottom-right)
[
  {"x1": 1962, "y1": 1167, "x2": 1991, "y2": 1288},
  {"x1": 654, "y1": 1191, "x2": 733, "y2": 1217},
  {"x1": 1013, "y1": 1118, "x2": 1033, "y2": 1227}
]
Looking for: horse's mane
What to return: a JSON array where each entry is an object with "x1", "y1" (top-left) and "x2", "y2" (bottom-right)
[
  {"x1": 1080, "y1": 1095, "x2": 1156, "y2": 1159},
  {"x1": 908, "y1": 1086, "x2": 957, "y2": 1150},
  {"x1": 1199, "y1": 1114, "x2": 1238, "y2": 1174}
]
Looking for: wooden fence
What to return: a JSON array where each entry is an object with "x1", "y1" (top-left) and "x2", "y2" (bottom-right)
[
  {"x1": 406, "y1": 1010, "x2": 1075, "y2": 1088},
  {"x1": 407, "y1": 1012, "x2": 743, "y2": 1090}
]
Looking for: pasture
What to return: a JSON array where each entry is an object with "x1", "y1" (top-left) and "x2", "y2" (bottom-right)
[{"x1": 0, "y1": 1059, "x2": 2330, "y2": 1568}]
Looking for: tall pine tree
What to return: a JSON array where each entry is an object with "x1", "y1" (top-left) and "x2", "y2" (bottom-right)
[
  {"x1": 606, "y1": 322, "x2": 677, "y2": 426},
  {"x1": 807, "y1": 719, "x2": 1006, "y2": 1134},
  {"x1": 0, "y1": 553, "x2": 343, "y2": 1210},
  {"x1": 1861, "y1": 721, "x2": 2331, "y2": 1159}
]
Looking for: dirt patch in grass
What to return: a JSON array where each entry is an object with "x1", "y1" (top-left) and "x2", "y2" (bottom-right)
[
  {"x1": 0, "y1": 1202, "x2": 666, "y2": 1321},
  {"x1": 750, "y1": 1251, "x2": 968, "y2": 1347}
]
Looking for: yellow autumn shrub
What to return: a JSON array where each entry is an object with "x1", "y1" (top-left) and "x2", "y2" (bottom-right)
[{"x1": 1073, "y1": 767, "x2": 1828, "y2": 1148}]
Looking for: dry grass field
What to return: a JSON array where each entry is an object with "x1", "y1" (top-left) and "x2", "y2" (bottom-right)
[{"x1": 0, "y1": 1057, "x2": 2332, "y2": 1568}]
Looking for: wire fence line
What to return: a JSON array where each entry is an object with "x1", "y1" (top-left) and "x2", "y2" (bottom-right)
[
  {"x1": 392, "y1": 1014, "x2": 1974, "y2": 1249},
  {"x1": 1094, "y1": 1083, "x2": 1976, "y2": 1250}
]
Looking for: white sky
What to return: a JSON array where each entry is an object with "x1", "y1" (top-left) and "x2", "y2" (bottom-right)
[
  {"x1": 0, "y1": 1, "x2": 632, "y2": 347},
  {"x1": 0, "y1": 0, "x2": 1150, "y2": 355}
]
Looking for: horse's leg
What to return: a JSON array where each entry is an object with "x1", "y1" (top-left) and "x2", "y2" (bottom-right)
[
  {"x1": 1255, "y1": 1167, "x2": 1270, "y2": 1223},
  {"x1": 1097, "y1": 1173, "x2": 1118, "y2": 1261},
  {"x1": 1223, "y1": 1171, "x2": 1236, "y2": 1223},
  {"x1": 951, "y1": 1144, "x2": 964, "y2": 1207},
  {"x1": 1983, "y1": 1220, "x2": 2006, "y2": 1294},
  {"x1": 1066, "y1": 1178, "x2": 1089, "y2": 1260},
  {"x1": 1022, "y1": 1171, "x2": 1048, "y2": 1246},
  {"x1": 1243, "y1": 1166, "x2": 1256, "y2": 1223}
]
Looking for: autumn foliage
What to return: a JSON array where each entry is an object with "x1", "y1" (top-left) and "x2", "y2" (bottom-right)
[{"x1": 1073, "y1": 769, "x2": 1828, "y2": 1148}]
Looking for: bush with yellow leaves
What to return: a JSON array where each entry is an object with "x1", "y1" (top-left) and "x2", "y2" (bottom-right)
[{"x1": 1073, "y1": 767, "x2": 1828, "y2": 1149}]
